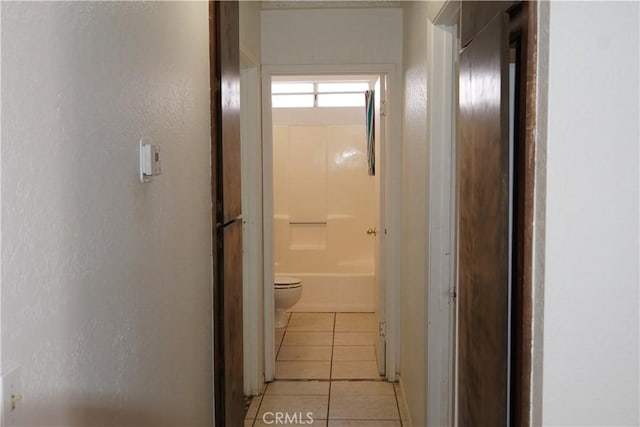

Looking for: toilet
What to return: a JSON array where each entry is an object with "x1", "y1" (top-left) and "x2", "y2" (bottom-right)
[{"x1": 274, "y1": 276, "x2": 303, "y2": 328}]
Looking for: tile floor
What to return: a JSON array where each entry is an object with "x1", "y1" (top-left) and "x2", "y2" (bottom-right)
[{"x1": 245, "y1": 312, "x2": 410, "y2": 426}]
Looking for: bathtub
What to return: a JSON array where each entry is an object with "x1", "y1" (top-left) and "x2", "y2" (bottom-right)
[
  {"x1": 273, "y1": 211, "x2": 377, "y2": 312},
  {"x1": 276, "y1": 272, "x2": 376, "y2": 312}
]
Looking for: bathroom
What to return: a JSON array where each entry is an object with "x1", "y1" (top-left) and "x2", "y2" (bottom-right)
[
  {"x1": 270, "y1": 75, "x2": 384, "y2": 380},
  {"x1": 272, "y1": 75, "x2": 380, "y2": 315}
]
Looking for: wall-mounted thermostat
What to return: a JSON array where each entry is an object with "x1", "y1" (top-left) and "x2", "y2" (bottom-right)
[{"x1": 140, "y1": 138, "x2": 161, "y2": 183}]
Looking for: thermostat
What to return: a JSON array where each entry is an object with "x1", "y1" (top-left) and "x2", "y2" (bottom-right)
[{"x1": 140, "y1": 138, "x2": 161, "y2": 183}]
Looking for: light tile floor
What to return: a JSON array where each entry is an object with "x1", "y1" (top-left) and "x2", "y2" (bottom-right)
[{"x1": 245, "y1": 312, "x2": 409, "y2": 426}]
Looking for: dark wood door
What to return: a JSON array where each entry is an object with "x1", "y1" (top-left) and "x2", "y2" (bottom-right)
[
  {"x1": 219, "y1": 0, "x2": 241, "y2": 225},
  {"x1": 210, "y1": 1, "x2": 243, "y2": 425},
  {"x1": 458, "y1": 11, "x2": 510, "y2": 427},
  {"x1": 221, "y1": 219, "x2": 243, "y2": 423}
]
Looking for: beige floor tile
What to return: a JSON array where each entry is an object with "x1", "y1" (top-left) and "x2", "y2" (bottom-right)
[
  {"x1": 276, "y1": 361, "x2": 331, "y2": 379},
  {"x1": 246, "y1": 395, "x2": 262, "y2": 419},
  {"x1": 291, "y1": 312, "x2": 334, "y2": 321},
  {"x1": 333, "y1": 332, "x2": 376, "y2": 346},
  {"x1": 284, "y1": 331, "x2": 334, "y2": 346},
  {"x1": 331, "y1": 361, "x2": 381, "y2": 380},
  {"x1": 287, "y1": 317, "x2": 335, "y2": 332},
  {"x1": 254, "y1": 419, "x2": 327, "y2": 426},
  {"x1": 332, "y1": 345, "x2": 376, "y2": 361},
  {"x1": 266, "y1": 380, "x2": 330, "y2": 395},
  {"x1": 330, "y1": 380, "x2": 394, "y2": 396},
  {"x1": 329, "y1": 395, "x2": 399, "y2": 420},
  {"x1": 335, "y1": 313, "x2": 377, "y2": 332},
  {"x1": 258, "y1": 394, "x2": 329, "y2": 421},
  {"x1": 328, "y1": 421, "x2": 401, "y2": 427},
  {"x1": 278, "y1": 345, "x2": 333, "y2": 361}
]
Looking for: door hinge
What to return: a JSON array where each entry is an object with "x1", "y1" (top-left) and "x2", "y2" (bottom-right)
[
  {"x1": 381, "y1": 100, "x2": 387, "y2": 117},
  {"x1": 378, "y1": 321, "x2": 386, "y2": 337},
  {"x1": 450, "y1": 289, "x2": 457, "y2": 304}
]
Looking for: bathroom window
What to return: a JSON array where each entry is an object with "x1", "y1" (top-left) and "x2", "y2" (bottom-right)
[{"x1": 272, "y1": 80, "x2": 370, "y2": 108}]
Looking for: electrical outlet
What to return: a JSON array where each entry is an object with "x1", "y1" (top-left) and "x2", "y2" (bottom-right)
[{"x1": 1, "y1": 367, "x2": 22, "y2": 427}]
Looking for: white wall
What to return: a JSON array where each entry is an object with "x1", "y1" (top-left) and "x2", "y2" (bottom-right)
[
  {"x1": 261, "y1": 7, "x2": 402, "y2": 67},
  {"x1": 240, "y1": 1, "x2": 261, "y2": 64},
  {"x1": 401, "y1": 2, "x2": 458, "y2": 426},
  {"x1": 1, "y1": 2, "x2": 212, "y2": 425},
  {"x1": 400, "y1": 3, "x2": 430, "y2": 425},
  {"x1": 540, "y1": 2, "x2": 639, "y2": 425}
]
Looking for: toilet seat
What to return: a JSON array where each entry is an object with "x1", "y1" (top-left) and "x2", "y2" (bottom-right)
[
  {"x1": 275, "y1": 276, "x2": 302, "y2": 288},
  {"x1": 275, "y1": 283, "x2": 301, "y2": 289}
]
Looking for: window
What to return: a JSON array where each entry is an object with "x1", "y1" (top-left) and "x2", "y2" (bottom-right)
[{"x1": 272, "y1": 80, "x2": 370, "y2": 108}]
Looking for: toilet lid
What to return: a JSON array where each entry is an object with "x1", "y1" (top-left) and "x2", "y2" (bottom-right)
[{"x1": 275, "y1": 276, "x2": 302, "y2": 286}]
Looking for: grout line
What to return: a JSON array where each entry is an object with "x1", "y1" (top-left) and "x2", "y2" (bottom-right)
[
  {"x1": 275, "y1": 330, "x2": 283, "y2": 360},
  {"x1": 251, "y1": 393, "x2": 265, "y2": 427},
  {"x1": 393, "y1": 383, "x2": 404, "y2": 427},
  {"x1": 274, "y1": 312, "x2": 290, "y2": 362},
  {"x1": 327, "y1": 312, "x2": 336, "y2": 421}
]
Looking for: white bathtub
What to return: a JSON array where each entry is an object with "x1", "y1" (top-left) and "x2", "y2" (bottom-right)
[{"x1": 277, "y1": 273, "x2": 376, "y2": 312}]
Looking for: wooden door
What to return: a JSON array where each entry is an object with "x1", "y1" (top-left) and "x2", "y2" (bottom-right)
[
  {"x1": 210, "y1": 1, "x2": 243, "y2": 425},
  {"x1": 458, "y1": 11, "x2": 510, "y2": 427}
]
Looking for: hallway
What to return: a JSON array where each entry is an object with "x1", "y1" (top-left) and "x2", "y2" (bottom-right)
[
  {"x1": 1, "y1": 1, "x2": 638, "y2": 426},
  {"x1": 244, "y1": 313, "x2": 409, "y2": 425}
]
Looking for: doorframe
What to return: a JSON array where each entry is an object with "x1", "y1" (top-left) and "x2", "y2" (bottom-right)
[
  {"x1": 426, "y1": 5, "x2": 459, "y2": 426},
  {"x1": 240, "y1": 50, "x2": 264, "y2": 396},
  {"x1": 260, "y1": 63, "x2": 402, "y2": 382}
]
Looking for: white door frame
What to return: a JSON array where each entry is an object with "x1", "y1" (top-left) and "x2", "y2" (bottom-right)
[
  {"x1": 426, "y1": 6, "x2": 459, "y2": 426},
  {"x1": 240, "y1": 51, "x2": 264, "y2": 396},
  {"x1": 261, "y1": 63, "x2": 402, "y2": 382}
]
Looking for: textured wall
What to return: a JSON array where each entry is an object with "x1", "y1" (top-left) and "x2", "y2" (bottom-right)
[
  {"x1": 541, "y1": 2, "x2": 639, "y2": 425},
  {"x1": 261, "y1": 7, "x2": 402, "y2": 66},
  {"x1": 400, "y1": 3, "x2": 430, "y2": 425},
  {"x1": 400, "y1": 2, "x2": 449, "y2": 425},
  {"x1": 1, "y1": 2, "x2": 212, "y2": 425}
]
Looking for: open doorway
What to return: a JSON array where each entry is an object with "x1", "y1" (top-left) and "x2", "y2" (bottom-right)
[{"x1": 265, "y1": 74, "x2": 387, "y2": 381}]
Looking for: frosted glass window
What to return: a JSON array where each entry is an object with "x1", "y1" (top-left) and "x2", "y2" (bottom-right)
[
  {"x1": 317, "y1": 93, "x2": 365, "y2": 108},
  {"x1": 272, "y1": 82, "x2": 314, "y2": 94},
  {"x1": 272, "y1": 94, "x2": 315, "y2": 108},
  {"x1": 317, "y1": 82, "x2": 370, "y2": 93}
]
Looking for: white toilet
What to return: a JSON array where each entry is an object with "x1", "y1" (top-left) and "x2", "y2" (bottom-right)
[{"x1": 274, "y1": 276, "x2": 303, "y2": 328}]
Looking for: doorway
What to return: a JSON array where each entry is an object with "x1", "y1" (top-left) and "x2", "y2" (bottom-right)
[
  {"x1": 259, "y1": 65, "x2": 401, "y2": 385},
  {"x1": 267, "y1": 73, "x2": 385, "y2": 380}
]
